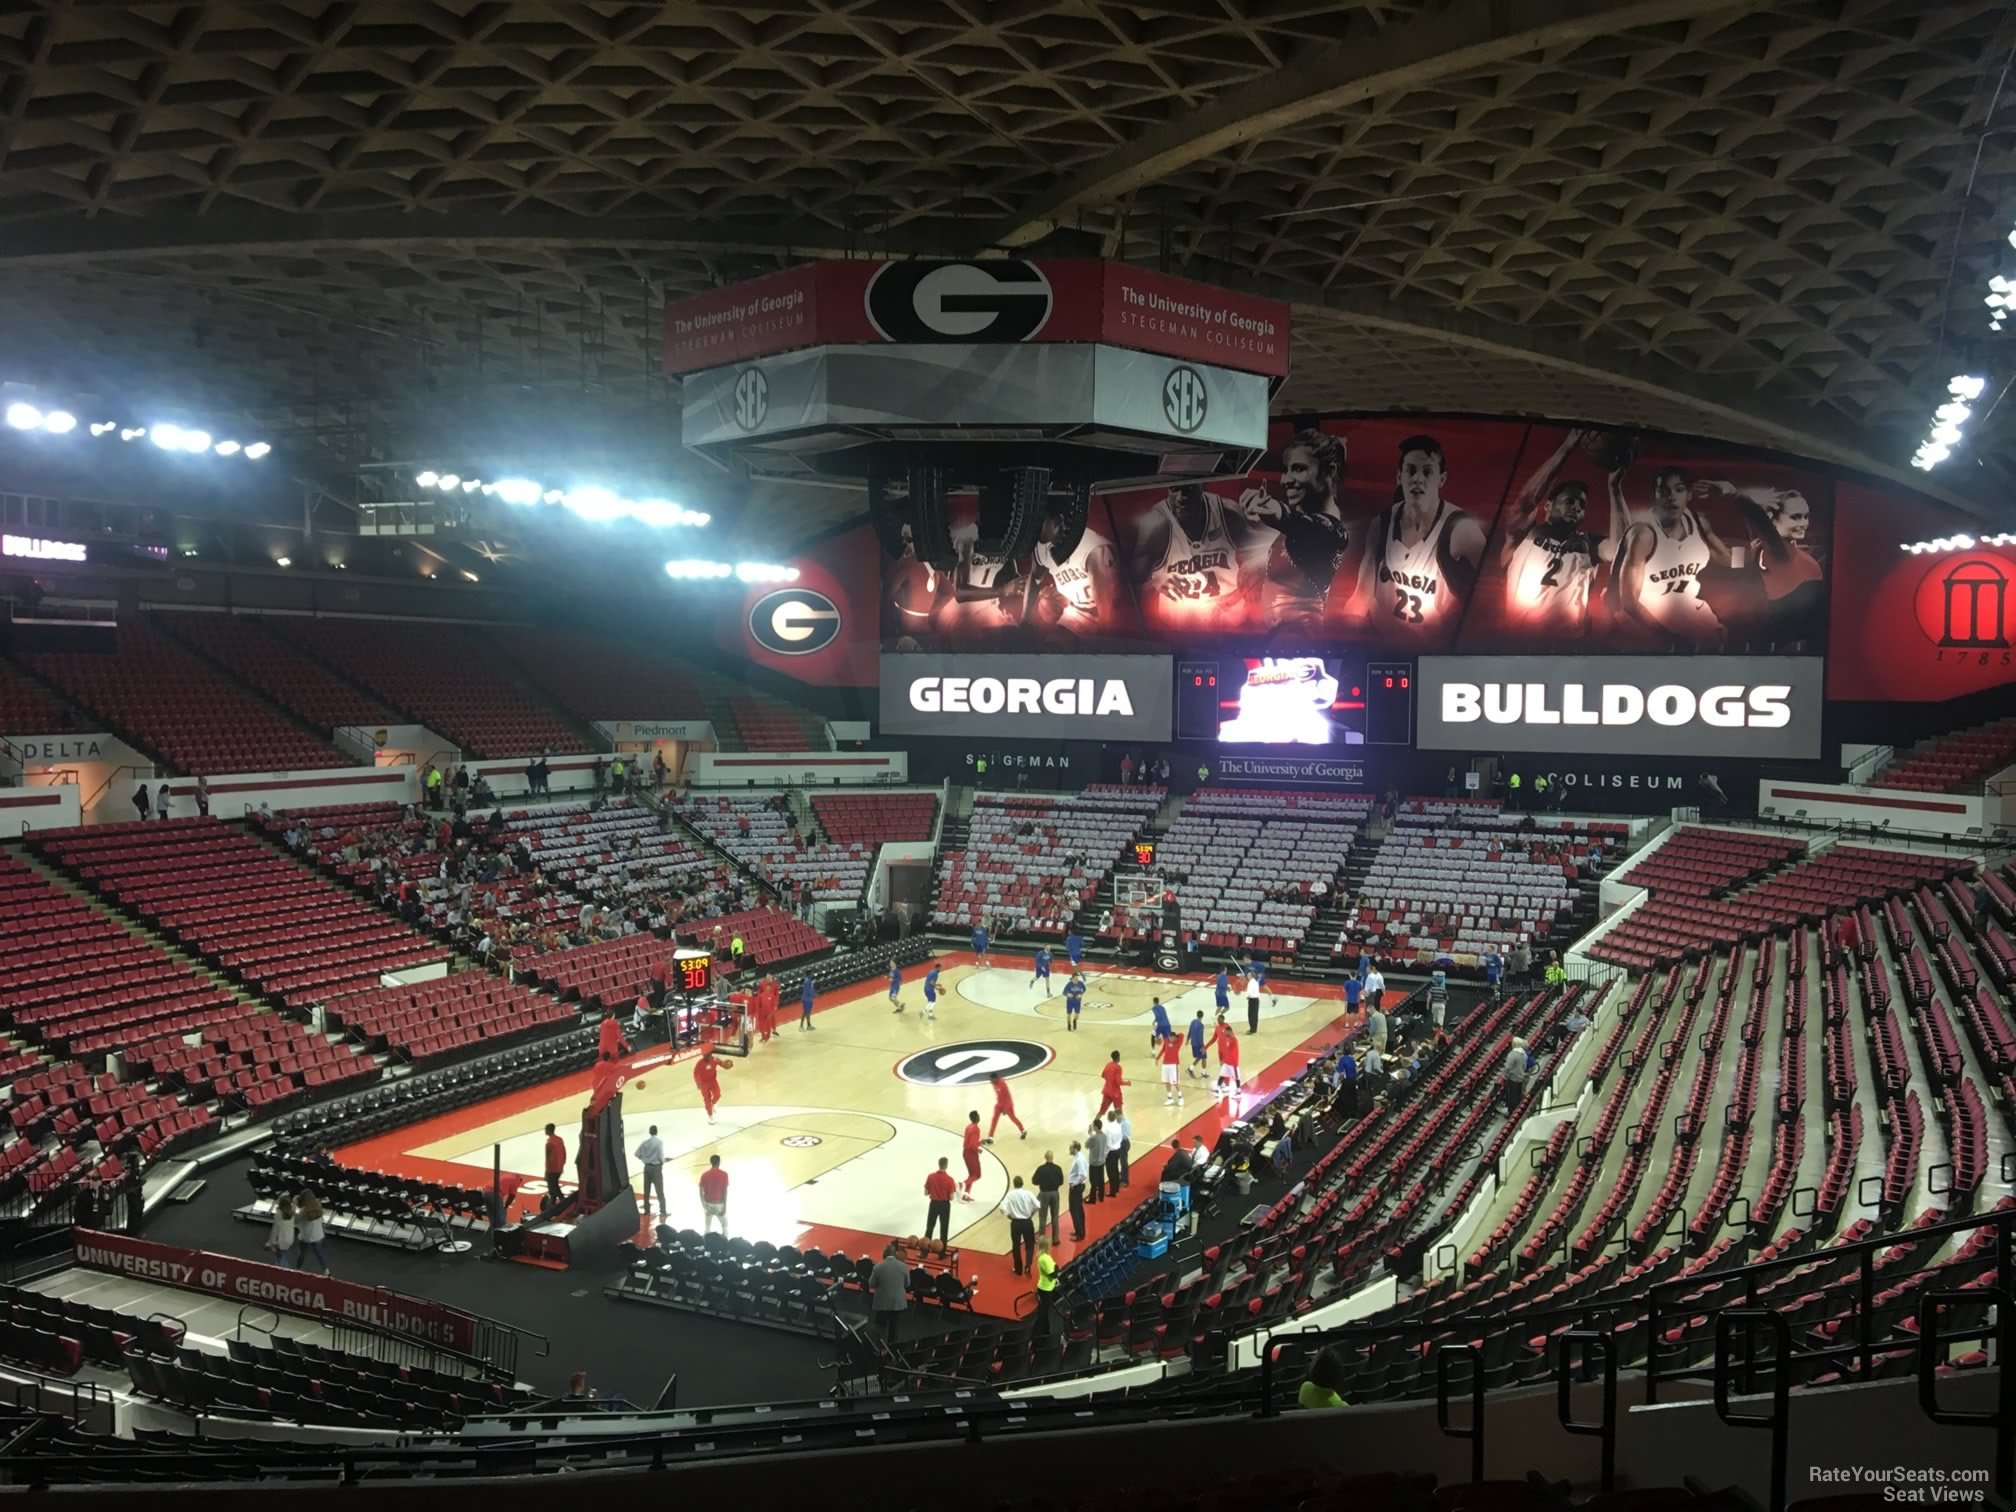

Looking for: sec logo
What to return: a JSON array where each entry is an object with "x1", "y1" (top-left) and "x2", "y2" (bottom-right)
[
  {"x1": 865, "y1": 261, "x2": 1053, "y2": 344},
  {"x1": 895, "y1": 1040, "x2": 1053, "y2": 1087},
  {"x1": 1161, "y1": 366, "x2": 1208, "y2": 433},
  {"x1": 749, "y1": 587, "x2": 841, "y2": 655},
  {"x1": 779, "y1": 1134, "x2": 822, "y2": 1148}
]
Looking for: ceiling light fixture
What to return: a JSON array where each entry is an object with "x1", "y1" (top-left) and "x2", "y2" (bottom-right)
[
  {"x1": 1911, "y1": 375, "x2": 1986, "y2": 470},
  {"x1": 6, "y1": 402, "x2": 43, "y2": 430}
]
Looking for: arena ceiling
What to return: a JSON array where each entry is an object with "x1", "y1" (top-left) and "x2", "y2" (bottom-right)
[{"x1": 1, "y1": 0, "x2": 2014, "y2": 551}]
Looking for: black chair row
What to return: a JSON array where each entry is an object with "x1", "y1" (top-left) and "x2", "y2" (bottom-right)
[
  {"x1": 251, "y1": 1150, "x2": 489, "y2": 1227},
  {"x1": 272, "y1": 1026, "x2": 595, "y2": 1147},
  {"x1": 0, "y1": 1280, "x2": 184, "y2": 1365}
]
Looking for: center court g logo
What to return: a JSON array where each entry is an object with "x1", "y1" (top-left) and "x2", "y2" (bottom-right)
[
  {"x1": 1161, "y1": 366, "x2": 1208, "y2": 434},
  {"x1": 896, "y1": 1040, "x2": 1054, "y2": 1087},
  {"x1": 865, "y1": 261, "x2": 1054, "y2": 344},
  {"x1": 749, "y1": 588, "x2": 841, "y2": 655},
  {"x1": 732, "y1": 367, "x2": 769, "y2": 431}
]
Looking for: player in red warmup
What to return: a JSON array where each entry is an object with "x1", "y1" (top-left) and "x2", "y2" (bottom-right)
[
  {"x1": 1210, "y1": 1020, "x2": 1243, "y2": 1089},
  {"x1": 693, "y1": 1047, "x2": 730, "y2": 1122},
  {"x1": 985, "y1": 1072, "x2": 1027, "y2": 1144},
  {"x1": 960, "y1": 1111, "x2": 984, "y2": 1200},
  {"x1": 761, "y1": 975, "x2": 781, "y2": 1042},
  {"x1": 1096, "y1": 1050, "x2": 1129, "y2": 1120},
  {"x1": 1157, "y1": 1029, "x2": 1185, "y2": 1106},
  {"x1": 597, "y1": 1009, "x2": 630, "y2": 1061}
]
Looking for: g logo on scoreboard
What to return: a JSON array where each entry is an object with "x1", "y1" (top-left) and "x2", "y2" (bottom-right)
[
  {"x1": 895, "y1": 1040, "x2": 1054, "y2": 1087},
  {"x1": 865, "y1": 261, "x2": 1054, "y2": 344},
  {"x1": 749, "y1": 588, "x2": 842, "y2": 655}
]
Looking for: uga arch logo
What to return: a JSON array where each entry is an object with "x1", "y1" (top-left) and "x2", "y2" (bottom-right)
[
  {"x1": 749, "y1": 587, "x2": 841, "y2": 655},
  {"x1": 895, "y1": 1040, "x2": 1054, "y2": 1087},
  {"x1": 1915, "y1": 556, "x2": 2013, "y2": 651}
]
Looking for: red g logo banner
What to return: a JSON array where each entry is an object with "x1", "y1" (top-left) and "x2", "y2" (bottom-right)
[{"x1": 1915, "y1": 556, "x2": 2014, "y2": 650}]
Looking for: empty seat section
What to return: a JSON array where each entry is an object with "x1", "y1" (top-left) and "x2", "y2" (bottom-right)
[
  {"x1": 263, "y1": 618, "x2": 587, "y2": 758},
  {"x1": 153, "y1": 612, "x2": 397, "y2": 734},
  {"x1": 21, "y1": 621, "x2": 345, "y2": 775},
  {"x1": 932, "y1": 787, "x2": 1162, "y2": 936},
  {"x1": 486, "y1": 626, "x2": 708, "y2": 724},
  {"x1": 1160, "y1": 787, "x2": 1369, "y2": 952},
  {"x1": 35, "y1": 818, "x2": 444, "y2": 1009},
  {"x1": 673, "y1": 791, "x2": 869, "y2": 902},
  {"x1": 809, "y1": 791, "x2": 939, "y2": 845}
]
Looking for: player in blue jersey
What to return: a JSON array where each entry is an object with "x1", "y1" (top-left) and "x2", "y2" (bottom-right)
[
  {"x1": 1063, "y1": 970, "x2": 1086, "y2": 1029},
  {"x1": 1187, "y1": 1009, "x2": 1210, "y2": 1079},
  {"x1": 922, "y1": 960, "x2": 941, "y2": 1021},
  {"x1": 1064, "y1": 929, "x2": 1084, "y2": 972},
  {"x1": 888, "y1": 960, "x2": 905, "y2": 1013},
  {"x1": 1149, "y1": 995, "x2": 1173, "y2": 1053},
  {"x1": 1031, "y1": 944, "x2": 1053, "y2": 995},
  {"x1": 971, "y1": 923, "x2": 991, "y2": 970},
  {"x1": 800, "y1": 972, "x2": 816, "y2": 1032},
  {"x1": 1214, "y1": 966, "x2": 1231, "y2": 1017},
  {"x1": 1484, "y1": 950, "x2": 1503, "y2": 989}
]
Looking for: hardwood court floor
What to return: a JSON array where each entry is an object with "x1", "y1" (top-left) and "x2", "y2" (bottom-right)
[{"x1": 336, "y1": 952, "x2": 1361, "y2": 1316}]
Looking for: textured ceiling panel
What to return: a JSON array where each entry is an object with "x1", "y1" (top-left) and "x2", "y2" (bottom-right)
[{"x1": 0, "y1": 0, "x2": 2010, "y2": 543}]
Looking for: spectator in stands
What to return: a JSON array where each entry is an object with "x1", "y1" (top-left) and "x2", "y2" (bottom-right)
[
  {"x1": 295, "y1": 1192, "x2": 331, "y2": 1274},
  {"x1": 1065, "y1": 1141, "x2": 1088, "y2": 1239},
  {"x1": 1299, "y1": 1343, "x2": 1352, "y2": 1409},
  {"x1": 1544, "y1": 955, "x2": 1567, "y2": 987},
  {"x1": 635, "y1": 1126, "x2": 666, "y2": 1217},
  {"x1": 653, "y1": 750, "x2": 667, "y2": 789},
  {"x1": 1120, "y1": 752, "x2": 1135, "y2": 785},
  {"x1": 1365, "y1": 1003, "x2": 1389, "y2": 1053},
  {"x1": 1156, "y1": 758, "x2": 1170, "y2": 784},
  {"x1": 924, "y1": 1157, "x2": 956, "y2": 1246},
  {"x1": 870, "y1": 1243, "x2": 909, "y2": 1342},
  {"x1": 1085, "y1": 1120, "x2": 1109, "y2": 1204},
  {"x1": 1561, "y1": 1004, "x2": 1591, "y2": 1037},
  {"x1": 1032, "y1": 1150, "x2": 1064, "y2": 1244},
  {"x1": 156, "y1": 780, "x2": 173, "y2": 820},
  {"x1": 544, "y1": 1123, "x2": 567, "y2": 1212},
  {"x1": 698, "y1": 1154, "x2": 729, "y2": 1235},
  {"x1": 195, "y1": 776, "x2": 210, "y2": 818},
  {"x1": 132, "y1": 782, "x2": 150, "y2": 821},
  {"x1": 265, "y1": 1195, "x2": 298, "y2": 1267},
  {"x1": 424, "y1": 763, "x2": 443, "y2": 808},
  {"x1": 1364, "y1": 964, "x2": 1386, "y2": 1012},
  {"x1": 1502, "y1": 1037, "x2": 1530, "y2": 1112},
  {"x1": 1002, "y1": 1175, "x2": 1040, "y2": 1276},
  {"x1": 1034, "y1": 1241, "x2": 1058, "y2": 1335}
]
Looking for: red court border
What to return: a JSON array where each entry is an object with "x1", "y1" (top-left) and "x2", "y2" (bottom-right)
[{"x1": 333, "y1": 953, "x2": 1363, "y2": 1318}]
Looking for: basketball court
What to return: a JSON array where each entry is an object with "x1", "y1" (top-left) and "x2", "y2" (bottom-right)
[{"x1": 334, "y1": 952, "x2": 1362, "y2": 1316}]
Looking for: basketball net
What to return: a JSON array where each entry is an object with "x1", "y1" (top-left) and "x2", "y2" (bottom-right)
[{"x1": 1115, "y1": 872, "x2": 1165, "y2": 912}]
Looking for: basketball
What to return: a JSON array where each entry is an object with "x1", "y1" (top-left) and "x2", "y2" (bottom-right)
[{"x1": 1579, "y1": 429, "x2": 1640, "y2": 471}]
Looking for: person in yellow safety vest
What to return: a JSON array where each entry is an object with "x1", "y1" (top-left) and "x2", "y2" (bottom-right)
[
  {"x1": 424, "y1": 765, "x2": 442, "y2": 807},
  {"x1": 1507, "y1": 771, "x2": 1522, "y2": 810},
  {"x1": 1034, "y1": 1241, "x2": 1057, "y2": 1335},
  {"x1": 1196, "y1": 764, "x2": 1209, "y2": 785},
  {"x1": 730, "y1": 933, "x2": 745, "y2": 965},
  {"x1": 974, "y1": 756, "x2": 988, "y2": 785},
  {"x1": 611, "y1": 757, "x2": 626, "y2": 793}
]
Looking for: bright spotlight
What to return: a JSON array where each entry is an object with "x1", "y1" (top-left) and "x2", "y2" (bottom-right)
[
  {"x1": 493, "y1": 478, "x2": 542, "y2": 506},
  {"x1": 416, "y1": 470, "x2": 438, "y2": 487},
  {"x1": 437, "y1": 473, "x2": 460, "y2": 490},
  {"x1": 461, "y1": 479, "x2": 480, "y2": 493},
  {"x1": 1951, "y1": 375, "x2": 1988, "y2": 400},
  {"x1": 42, "y1": 410, "x2": 76, "y2": 434},
  {"x1": 6, "y1": 402, "x2": 43, "y2": 430},
  {"x1": 462, "y1": 570, "x2": 480, "y2": 583},
  {"x1": 276, "y1": 556, "x2": 292, "y2": 568},
  {"x1": 149, "y1": 423, "x2": 184, "y2": 449},
  {"x1": 565, "y1": 486, "x2": 623, "y2": 522},
  {"x1": 119, "y1": 427, "x2": 144, "y2": 441},
  {"x1": 213, "y1": 440, "x2": 241, "y2": 456},
  {"x1": 542, "y1": 490, "x2": 564, "y2": 504},
  {"x1": 89, "y1": 421, "x2": 115, "y2": 436},
  {"x1": 243, "y1": 441, "x2": 271, "y2": 460},
  {"x1": 180, "y1": 429, "x2": 212, "y2": 453}
]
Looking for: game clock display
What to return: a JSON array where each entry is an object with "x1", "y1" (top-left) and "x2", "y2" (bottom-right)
[{"x1": 673, "y1": 950, "x2": 713, "y2": 995}]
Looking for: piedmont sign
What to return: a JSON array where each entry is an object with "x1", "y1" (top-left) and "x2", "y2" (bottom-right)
[{"x1": 1416, "y1": 655, "x2": 1823, "y2": 759}]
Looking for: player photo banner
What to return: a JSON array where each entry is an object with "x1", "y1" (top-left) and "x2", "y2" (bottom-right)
[
  {"x1": 1417, "y1": 655, "x2": 1825, "y2": 760},
  {"x1": 1460, "y1": 425, "x2": 1833, "y2": 656},
  {"x1": 880, "y1": 653, "x2": 1172, "y2": 740}
]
